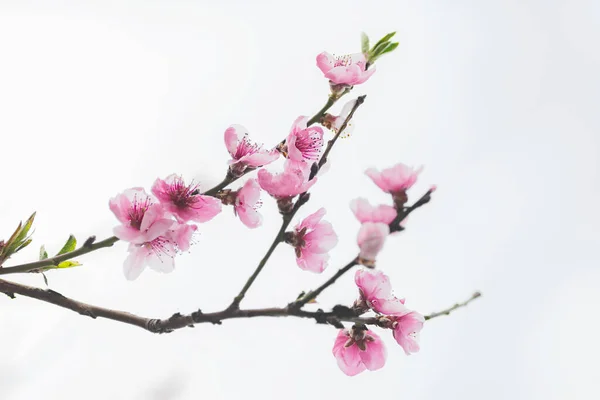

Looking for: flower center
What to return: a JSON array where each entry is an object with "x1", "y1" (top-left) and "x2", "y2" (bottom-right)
[
  {"x1": 234, "y1": 134, "x2": 260, "y2": 159},
  {"x1": 334, "y1": 54, "x2": 352, "y2": 67},
  {"x1": 128, "y1": 194, "x2": 152, "y2": 230},
  {"x1": 294, "y1": 129, "x2": 322, "y2": 160},
  {"x1": 167, "y1": 178, "x2": 201, "y2": 209}
]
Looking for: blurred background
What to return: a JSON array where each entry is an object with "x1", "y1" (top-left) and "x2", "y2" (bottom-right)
[{"x1": 0, "y1": 0, "x2": 598, "y2": 399}]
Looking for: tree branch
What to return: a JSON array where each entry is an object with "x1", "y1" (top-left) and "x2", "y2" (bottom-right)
[
  {"x1": 424, "y1": 291, "x2": 482, "y2": 321},
  {"x1": 0, "y1": 236, "x2": 120, "y2": 276},
  {"x1": 0, "y1": 277, "x2": 480, "y2": 333}
]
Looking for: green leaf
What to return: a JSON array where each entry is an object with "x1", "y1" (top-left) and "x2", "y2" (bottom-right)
[
  {"x1": 42, "y1": 272, "x2": 49, "y2": 286},
  {"x1": 56, "y1": 260, "x2": 82, "y2": 269},
  {"x1": 379, "y1": 42, "x2": 399, "y2": 55},
  {"x1": 56, "y1": 235, "x2": 77, "y2": 256},
  {"x1": 39, "y1": 245, "x2": 48, "y2": 260},
  {"x1": 15, "y1": 239, "x2": 32, "y2": 252},
  {"x1": 372, "y1": 31, "x2": 396, "y2": 50},
  {"x1": 361, "y1": 32, "x2": 370, "y2": 54},
  {"x1": 15, "y1": 212, "x2": 36, "y2": 244}
]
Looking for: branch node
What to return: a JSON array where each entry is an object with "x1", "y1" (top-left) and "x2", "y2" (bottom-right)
[{"x1": 83, "y1": 236, "x2": 96, "y2": 248}]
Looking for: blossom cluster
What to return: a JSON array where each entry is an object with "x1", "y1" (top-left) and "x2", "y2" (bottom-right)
[
  {"x1": 107, "y1": 35, "x2": 428, "y2": 377},
  {"x1": 333, "y1": 268, "x2": 424, "y2": 376}
]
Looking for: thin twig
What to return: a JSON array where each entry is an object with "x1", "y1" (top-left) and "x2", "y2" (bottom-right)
[
  {"x1": 0, "y1": 277, "x2": 480, "y2": 333},
  {"x1": 227, "y1": 216, "x2": 292, "y2": 310},
  {"x1": 424, "y1": 291, "x2": 482, "y2": 320},
  {"x1": 0, "y1": 236, "x2": 120, "y2": 276},
  {"x1": 227, "y1": 97, "x2": 367, "y2": 310}
]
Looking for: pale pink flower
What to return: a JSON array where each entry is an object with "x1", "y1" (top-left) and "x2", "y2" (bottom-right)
[
  {"x1": 289, "y1": 208, "x2": 338, "y2": 273},
  {"x1": 224, "y1": 124, "x2": 279, "y2": 170},
  {"x1": 234, "y1": 179, "x2": 263, "y2": 229},
  {"x1": 123, "y1": 238, "x2": 176, "y2": 280},
  {"x1": 392, "y1": 311, "x2": 425, "y2": 355},
  {"x1": 355, "y1": 269, "x2": 407, "y2": 315},
  {"x1": 316, "y1": 52, "x2": 376, "y2": 86},
  {"x1": 332, "y1": 327, "x2": 386, "y2": 376},
  {"x1": 165, "y1": 222, "x2": 198, "y2": 252},
  {"x1": 365, "y1": 163, "x2": 422, "y2": 194},
  {"x1": 286, "y1": 116, "x2": 324, "y2": 164},
  {"x1": 257, "y1": 163, "x2": 317, "y2": 200},
  {"x1": 350, "y1": 198, "x2": 397, "y2": 224},
  {"x1": 357, "y1": 222, "x2": 390, "y2": 262},
  {"x1": 152, "y1": 174, "x2": 222, "y2": 223},
  {"x1": 109, "y1": 188, "x2": 174, "y2": 244}
]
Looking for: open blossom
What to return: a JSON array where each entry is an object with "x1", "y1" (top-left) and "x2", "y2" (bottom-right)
[
  {"x1": 287, "y1": 208, "x2": 338, "y2": 273},
  {"x1": 257, "y1": 163, "x2": 316, "y2": 200},
  {"x1": 109, "y1": 188, "x2": 174, "y2": 244},
  {"x1": 350, "y1": 198, "x2": 397, "y2": 224},
  {"x1": 286, "y1": 116, "x2": 324, "y2": 165},
  {"x1": 332, "y1": 327, "x2": 386, "y2": 376},
  {"x1": 355, "y1": 269, "x2": 407, "y2": 315},
  {"x1": 316, "y1": 52, "x2": 375, "y2": 86},
  {"x1": 357, "y1": 222, "x2": 390, "y2": 264},
  {"x1": 392, "y1": 311, "x2": 425, "y2": 355},
  {"x1": 123, "y1": 239, "x2": 177, "y2": 280},
  {"x1": 224, "y1": 124, "x2": 279, "y2": 173},
  {"x1": 152, "y1": 174, "x2": 222, "y2": 224},
  {"x1": 234, "y1": 179, "x2": 263, "y2": 229},
  {"x1": 365, "y1": 163, "x2": 422, "y2": 194}
]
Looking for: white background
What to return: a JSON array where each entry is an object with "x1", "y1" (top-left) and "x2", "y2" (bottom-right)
[{"x1": 1, "y1": 0, "x2": 598, "y2": 399}]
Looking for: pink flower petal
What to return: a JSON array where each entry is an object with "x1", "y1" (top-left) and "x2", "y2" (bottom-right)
[
  {"x1": 224, "y1": 125, "x2": 243, "y2": 156},
  {"x1": 358, "y1": 331, "x2": 387, "y2": 371},
  {"x1": 123, "y1": 245, "x2": 150, "y2": 281},
  {"x1": 350, "y1": 198, "x2": 397, "y2": 224},
  {"x1": 393, "y1": 311, "x2": 425, "y2": 355},
  {"x1": 357, "y1": 222, "x2": 390, "y2": 261},
  {"x1": 296, "y1": 250, "x2": 329, "y2": 273},
  {"x1": 316, "y1": 52, "x2": 335, "y2": 74}
]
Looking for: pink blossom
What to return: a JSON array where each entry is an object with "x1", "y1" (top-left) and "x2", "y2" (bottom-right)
[
  {"x1": 357, "y1": 222, "x2": 390, "y2": 262},
  {"x1": 355, "y1": 269, "x2": 407, "y2": 315},
  {"x1": 109, "y1": 188, "x2": 174, "y2": 244},
  {"x1": 234, "y1": 179, "x2": 263, "y2": 229},
  {"x1": 332, "y1": 327, "x2": 386, "y2": 376},
  {"x1": 123, "y1": 238, "x2": 177, "y2": 280},
  {"x1": 257, "y1": 163, "x2": 317, "y2": 200},
  {"x1": 166, "y1": 222, "x2": 198, "y2": 252},
  {"x1": 151, "y1": 174, "x2": 222, "y2": 223},
  {"x1": 365, "y1": 163, "x2": 422, "y2": 194},
  {"x1": 392, "y1": 311, "x2": 425, "y2": 355},
  {"x1": 286, "y1": 116, "x2": 324, "y2": 164},
  {"x1": 316, "y1": 52, "x2": 376, "y2": 86},
  {"x1": 224, "y1": 124, "x2": 279, "y2": 169},
  {"x1": 350, "y1": 198, "x2": 397, "y2": 224},
  {"x1": 289, "y1": 208, "x2": 338, "y2": 273}
]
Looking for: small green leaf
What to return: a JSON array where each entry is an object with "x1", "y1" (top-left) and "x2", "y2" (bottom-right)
[
  {"x1": 379, "y1": 42, "x2": 399, "y2": 55},
  {"x1": 361, "y1": 32, "x2": 370, "y2": 54},
  {"x1": 372, "y1": 31, "x2": 396, "y2": 50},
  {"x1": 39, "y1": 245, "x2": 48, "y2": 260},
  {"x1": 56, "y1": 235, "x2": 77, "y2": 256},
  {"x1": 56, "y1": 260, "x2": 82, "y2": 269},
  {"x1": 15, "y1": 239, "x2": 32, "y2": 252},
  {"x1": 15, "y1": 212, "x2": 36, "y2": 244},
  {"x1": 42, "y1": 272, "x2": 49, "y2": 286}
]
